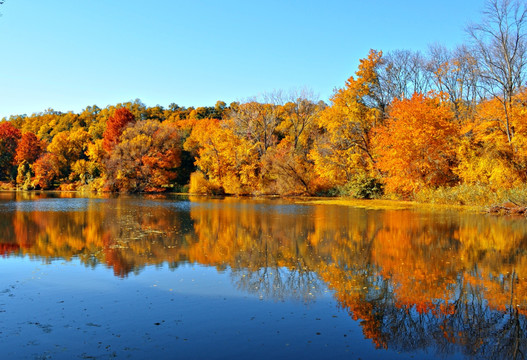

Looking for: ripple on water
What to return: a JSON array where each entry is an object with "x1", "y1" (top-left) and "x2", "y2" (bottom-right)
[{"x1": 0, "y1": 198, "x2": 104, "y2": 212}]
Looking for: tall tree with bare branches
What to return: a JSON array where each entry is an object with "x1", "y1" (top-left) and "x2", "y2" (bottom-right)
[{"x1": 467, "y1": 0, "x2": 527, "y2": 143}]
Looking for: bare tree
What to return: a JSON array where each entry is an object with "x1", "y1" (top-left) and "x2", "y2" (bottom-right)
[
  {"x1": 427, "y1": 44, "x2": 481, "y2": 119},
  {"x1": 282, "y1": 88, "x2": 320, "y2": 151},
  {"x1": 228, "y1": 100, "x2": 281, "y2": 156},
  {"x1": 467, "y1": 0, "x2": 527, "y2": 143},
  {"x1": 378, "y1": 49, "x2": 432, "y2": 102}
]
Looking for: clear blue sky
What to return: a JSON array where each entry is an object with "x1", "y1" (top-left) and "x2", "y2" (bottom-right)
[{"x1": 0, "y1": 0, "x2": 485, "y2": 118}]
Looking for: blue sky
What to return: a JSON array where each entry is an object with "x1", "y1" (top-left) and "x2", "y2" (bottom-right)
[{"x1": 0, "y1": 0, "x2": 485, "y2": 118}]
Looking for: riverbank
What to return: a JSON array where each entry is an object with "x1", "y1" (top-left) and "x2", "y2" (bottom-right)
[{"x1": 3, "y1": 182, "x2": 527, "y2": 215}]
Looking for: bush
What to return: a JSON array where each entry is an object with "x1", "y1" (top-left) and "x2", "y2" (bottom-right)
[
  {"x1": 172, "y1": 183, "x2": 190, "y2": 193},
  {"x1": 336, "y1": 174, "x2": 384, "y2": 199},
  {"x1": 189, "y1": 171, "x2": 224, "y2": 195}
]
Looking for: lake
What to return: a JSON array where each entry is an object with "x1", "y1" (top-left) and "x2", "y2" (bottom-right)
[{"x1": 0, "y1": 192, "x2": 526, "y2": 359}]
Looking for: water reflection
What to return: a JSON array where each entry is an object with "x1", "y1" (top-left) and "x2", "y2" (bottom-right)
[{"x1": 1, "y1": 193, "x2": 527, "y2": 358}]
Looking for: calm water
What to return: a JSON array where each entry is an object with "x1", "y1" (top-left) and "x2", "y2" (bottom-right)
[{"x1": 0, "y1": 193, "x2": 526, "y2": 359}]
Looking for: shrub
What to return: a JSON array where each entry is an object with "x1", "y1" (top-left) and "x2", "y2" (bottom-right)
[
  {"x1": 189, "y1": 171, "x2": 224, "y2": 195},
  {"x1": 334, "y1": 174, "x2": 384, "y2": 199}
]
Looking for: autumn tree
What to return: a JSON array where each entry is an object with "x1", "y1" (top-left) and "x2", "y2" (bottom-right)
[
  {"x1": 213, "y1": 100, "x2": 228, "y2": 119},
  {"x1": 77, "y1": 105, "x2": 102, "y2": 138},
  {"x1": 229, "y1": 100, "x2": 282, "y2": 156},
  {"x1": 426, "y1": 45, "x2": 481, "y2": 120},
  {"x1": 251, "y1": 90, "x2": 324, "y2": 195},
  {"x1": 310, "y1": 50, "x2": 384, "y2": 191},
  {"x1": 0, "y1": 122, "x2": 22, "y2": 180},
  {"x1": 19, "y1": 109, "x2": 79, "y2": 143},
  {"x1": 102, "y1": 107, "x2": 135, "y2": 153},
  {"x1": 467, "y1": 0, "x2": 527, "y2": 143},
  {"x1": 455, "y1": 89, "x2": 527, "y2": 189},
  {"x1": 278, "y1": 90, "x2": 321, "y2": 151},
  {"x1": 15, "y1": 132, "x2": 43, "y2": 165},
  {"x1": 32, "y1": 153, "x2": 60, "y2": 189},
  {"x1": 374, "y1": 93, "x2": 458, "y2": 195},
  {"x1": 104, "y1": 120, "x2": 181, "y2": 192},
  {"x1": 184, "y1": 118, "x2": 259, "y2": 195},
  {"x1": 261, "y1": 139, "x2": 323, "y2": 195},
  {"x1": 47, "y1": 129, "x2": 91, "y2": 180}
]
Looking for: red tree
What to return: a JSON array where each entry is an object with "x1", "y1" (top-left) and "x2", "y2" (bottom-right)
[
  {"x1": 15, "y1": 132, "x2": 43, "y2": 165},
  {"x1": 102, "y1": 108, "x2": 135, "y2": 153},
  {"x1": 32, "y1": 153, "x2": 60, "y2": 189},
  {"x1": 0, "y1": 122, "x2": 22, "y2": 179}
]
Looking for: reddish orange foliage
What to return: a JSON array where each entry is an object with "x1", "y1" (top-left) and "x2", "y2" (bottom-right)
[
  {"x1": 0, "y1": 122, "x2": 22, "y2": 178},
  {"x1": 15, "y1": 132, "x2": 43, "y2": 164},
  {"x1": 374, "y1": 93, "x2": 458, "y2": 195},
  {"x1": 104, "y1": 120, "x2": 181, "y2": 192},
  {"x1": 0, "y1": 243, "x2": 20, "y2": 257},
  {"x1": 102, "y1": 107, "x2": 135, "y2": 153},
  {"x1": 32, "y1": 153, "x2": 60, "y2": 189}
]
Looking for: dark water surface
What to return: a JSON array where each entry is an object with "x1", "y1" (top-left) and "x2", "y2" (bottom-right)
[{"x1": 0, "y1": 192, "x2": 526, "y2": 359}]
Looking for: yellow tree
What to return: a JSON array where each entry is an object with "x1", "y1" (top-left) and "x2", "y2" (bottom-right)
[
  {"x1": 47, "y1": 129, "x2": 92, "y2": 180},
  {"x1": 184, "y1": 119, "x2": 260, "y2": 195},
  {"x1": 456, "y1": 89, "x2": 527, "y2": 189},
  {"x1": 310, "y1": 50, "x2": 384, "y2": 189}
]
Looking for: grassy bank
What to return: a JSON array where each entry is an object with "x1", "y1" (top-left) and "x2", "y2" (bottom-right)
[
  {"x1": 299, "y1": 184, "x2": 527, "y2": 214},
  {"x1": 4, "y1": 181, "x2": 527, "y2": 213},
  {"x1": 413, "y1": 184, "x2": 527, "y2": 207}
]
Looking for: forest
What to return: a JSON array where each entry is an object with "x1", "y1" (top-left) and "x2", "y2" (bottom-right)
[{"x1": 1, "y1": 0, "x2": 527, "y2": 204}]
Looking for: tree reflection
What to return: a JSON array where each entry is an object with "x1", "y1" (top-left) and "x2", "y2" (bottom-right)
[
  {"x1": 1, "y1": 194, "x2": 527, "y2": 358},
  {"x1": 232, "y1": 267, "x2": 322, "y2": 302}
]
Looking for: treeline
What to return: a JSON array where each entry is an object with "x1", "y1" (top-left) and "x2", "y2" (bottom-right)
[{"x1": 1, "y1": 0, "x2": 527, "y2": 201}]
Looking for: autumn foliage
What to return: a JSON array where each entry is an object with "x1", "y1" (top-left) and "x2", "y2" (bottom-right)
[
  {"x1": 3, "y1": 35, "x2": 527, "y2": 198},
  {"x1": 310, "y1": 50, "x2": 383, "y2": 189},
  {"x1": 32, "y1": 153, "x2": 60, "y2": 189},
  {"x1": 15, "y1": 132, "x2": 43, "y2": 165},
  {"x1": 104, "y1": 120, "x2": 181, "y2": 192},
  {"x1": 102, "y1": 107, "x2": 135, "y2": 153},
  {"x1": 0, "y1": 122, "x2": 22, "y2": 180},
  {"x1": 374, "y1": 93, "x2": 458, "y2": 195}
]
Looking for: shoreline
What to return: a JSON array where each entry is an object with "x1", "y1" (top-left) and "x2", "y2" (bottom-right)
[{"x1": 0, "y1": 189, "x2": 493, "y2": 214}]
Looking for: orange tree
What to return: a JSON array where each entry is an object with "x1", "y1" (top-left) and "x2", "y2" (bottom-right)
[
  {"x1": 102, "y1": 107, "x2": 135, "y2": 153},
  {"x1": 104, "y1": 120, "x2": 181, "y2": 192},
  {"x1": 15, "y1": 132, "x2": 43, "y2": 165},
  {"x1": 374, "y1": 93, "x2": 458, "y2": 195}
]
